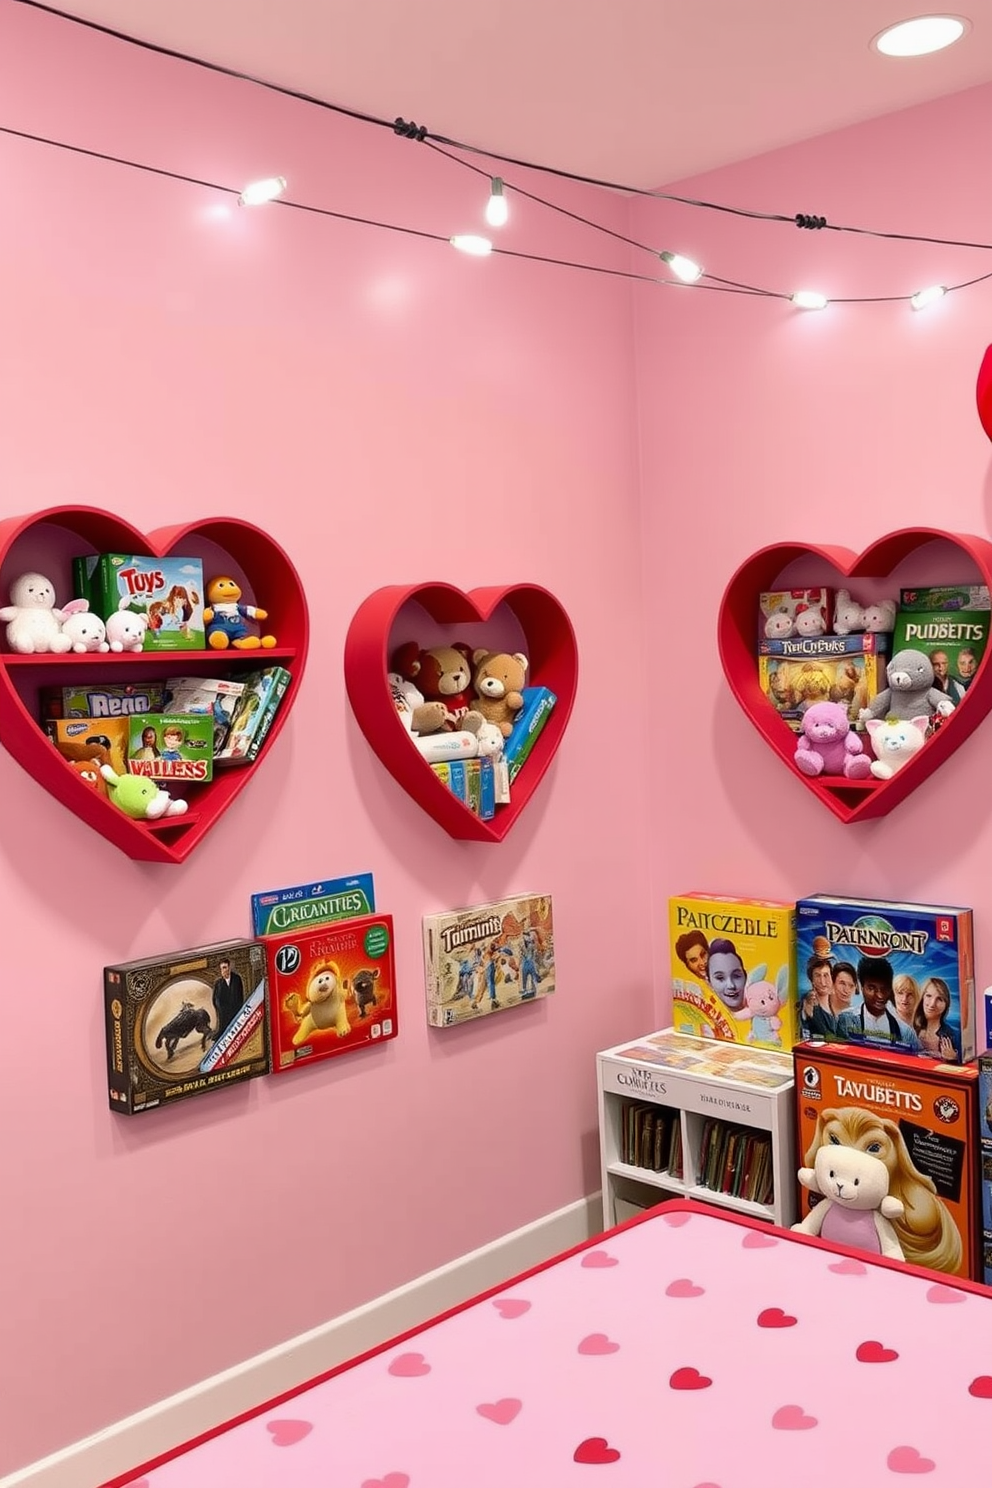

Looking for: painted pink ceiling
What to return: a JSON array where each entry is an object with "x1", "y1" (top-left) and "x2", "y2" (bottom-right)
[{"x1": 38, "y1": 0, "x2": 992, "y2": 186}]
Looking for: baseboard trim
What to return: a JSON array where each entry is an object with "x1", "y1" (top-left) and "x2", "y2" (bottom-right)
[{"x1": 2, "y1": 1193, "x2": 601, "y2": 1488}]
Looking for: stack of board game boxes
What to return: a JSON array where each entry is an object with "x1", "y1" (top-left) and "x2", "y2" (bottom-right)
[{"x1": 429, "y1": 686, "x2": 557, "y2": 820}]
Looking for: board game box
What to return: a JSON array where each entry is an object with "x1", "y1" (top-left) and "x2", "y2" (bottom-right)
[
  {"x1": 978, "y1": 1053, "x2": 992, "y2": 1286},
  {"x1": 795, "y1": 893, "x2": 975, "y2": 1062},
  {"x1": 758, "y1": 632, "x2": 890, "y2": 731},
  {"x1": 668, "y1": 893, "x2": 798, "y2": 1051},
  {"x1": 214, "y1": 666, "x2": 292, "y2": 765},
  {"x1": 75, "y1": 553, "x2": 205, "y2": 650},
  {"x1": 503, "y1": 685, "x2": 556, "y2": 782},
  {"x1": 104, "y1": 938, "x2": 269, "y2": 1114},
  {"x1": 250, "y1": 873, "x2": 376, "y2": 937},
  {"x1": 127, "y1": 712, "x2": 213, "y2": 783},
  {"x1": 423, "y1": 892, "x2": 555, "y2": 1028},
  {"x1": 45, "y1": 715, "x2": 129, "y2": 775},
  {"x1": 891, "y1": 586, "x2": 989, "y2": 702},
  {"x1": 163, "y1": 676, "x2": 245, "y2": 753},
  {"x1": 39, "y1": 682, "x2": 167, "y2": 721},
  {"x1": 758, "y1": 586, "x2": 833, "y2": 640},
  {"x1": 794, "y1": 1040, "x2": 980, "y2": 1279},
  {"x1": 264, "y1": 913, "x2": 397, "y2": 1073}
]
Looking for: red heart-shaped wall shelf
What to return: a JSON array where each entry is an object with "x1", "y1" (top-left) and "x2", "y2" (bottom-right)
[
  {"x1": 0, "y1": 506, "x2": 309, "y2": 863},
  {"x1": 978, "y1": 344, "x2": 992, "y2": 445},
  {"x1": 344, "y1": 583, "x2": 578, "y2": 841},
  {"x1": 718, "y1": 528, "x2": 992, "y2": 824}
]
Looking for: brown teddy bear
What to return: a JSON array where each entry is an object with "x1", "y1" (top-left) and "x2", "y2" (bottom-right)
[
  {"x1": 471, "y1": 650, "x2": 528, "y2": 737},
  {"x1": 391, "y1": 641, "x2": 483, "y2": 729}
]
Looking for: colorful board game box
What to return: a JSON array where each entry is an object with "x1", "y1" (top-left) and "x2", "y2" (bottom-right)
[
  {"x1": 264, "y1": 913, "x2": 397, "y2": 1073},
  {"x1": 423, "y1": 892, "x2": 555, "y2": 1028},
  {"x1": 795, "y1": 893, "x2": 975, "y2": 1062},
  {"x1": 668, "y1": 893, "x2": 798, "y2": 1051},
  {"x1": 978, "y1": 1053, "x2": 992, "y2": 1285},
  {"x1": 250, "y1": 873, "x2": 376, "y2": 937},
  {"x1": 39, "y1": 682, "x2": 167, "y2": 721},
  {"x1": 214, "y1": 666, "x2": 292, "y2": 765},
  {"x1": 104, "y1": 938, "x2": 269, "y2": 1114},
  {"x1": 430, "y1": 758, "x2": 495, "y2": 820},
  {"x1": 45, "y1": 716, "x2": 129, "y2": 775},
  {"x1": 758, "y1": 632, "x2": 890, "y2": 731},
  {"x1": 503, "y1": 685, "x2": 557, "y2": 782},
  {"x1": 794, "y1": 1041, "x2": 980, "y2": 1279},
  {"x1": 163, "y1": 676, "x2": 245, "y2": 753},
  {"x1": 127, "y1": 713, "x2": 213, "y2": 783},
  {"x1": 758, "y1": 586, "x2": 833, "y2": 640},
  {"x1": 892, "y1": 589, "x2": 988, "y2": 701},
  {"x1": 76, "y1": 553, "x2": 205, "y2": 650}
]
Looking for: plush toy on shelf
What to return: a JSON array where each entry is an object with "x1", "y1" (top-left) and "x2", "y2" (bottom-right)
[
  {"x1": 791, "y1": 1143, "x2": 905, "y2": 1261},
  {"x1": 794, "y1": 701, "x2": 872, "y2": 779},
  {"x1": 865, "y1": 715, "x2": 930, "y2": 779},
  {"x1": 832, "y1": 588, "x2": 866, "y2": 636},
  {"x1": 860, "y1": 649, "x2": 954, "y2": 724},
  {"x1": 203, "y1": 576, "x2": 276, "y2": 651},
  {"x1": 863, "y1": 597, "x2": 897, "y2": 634},
  {"x1": 391, "y1": 642, "x2": 484, "y2": 730},
  {"x1": 470, "y1": 649, "x2": 529, "y2": 737},
  {"x1": 105, "y1": 608, "x2": 148, "y2": 653},
  {"x1": 100, "y1": 766, "x2": 189, "y2": 819},
  {"x1": 0, "y1": 572, "x2": 73, "y2": 654},
  {"x1": 793, "y1": 604, "x2": 827, "y2": 638},
  {"x1": 389, "y1": 672, "x2": 480, "y2": 763},
  {"x1": 59, "y1": 599, "x2": 110, "y2": 654}
]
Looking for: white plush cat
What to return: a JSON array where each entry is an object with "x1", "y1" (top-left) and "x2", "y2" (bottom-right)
[{"x1": 866, "y1": 715, "x2": 929, "y2": 779}]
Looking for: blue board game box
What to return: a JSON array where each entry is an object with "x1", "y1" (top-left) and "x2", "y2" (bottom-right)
[
  {"x1": 796, "y1": 894, "x2": 975, "y2": 1063},
  {"x1": 251, "y1": 873, "x2": 375, "y2": 937}
]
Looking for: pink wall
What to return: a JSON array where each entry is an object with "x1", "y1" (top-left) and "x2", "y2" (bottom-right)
[
  {"x1": 633, "y1": 82, "x2": 992, "y2": 921},
  {"x1": 0, "y1": 8, "x2": 655, "y2": 1473}
]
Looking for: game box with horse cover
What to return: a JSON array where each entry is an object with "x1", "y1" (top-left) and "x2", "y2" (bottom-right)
[{"x1": 104, "y1": 937, "x2": 270, "y2": 1114}]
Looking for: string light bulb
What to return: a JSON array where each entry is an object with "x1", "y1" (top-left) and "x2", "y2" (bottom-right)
[
  {"x1": 485, "y1": 178, "x2": 508, "y2": 228},
  {"x1": 910, "y1": 284, "x2": 947, "y2": 311},
  {"x1": 792, "y1": 289, "x2": 828, "y2": 310},
  {"x1": 659, "y1": 250, "x2": 703, "y2": 283},
  {"x1": 450, "y1": 234, "x2": 493, "y2": 256},
  {"x1": 239, "y1": 176, "x2": 287, "y2": 206}
]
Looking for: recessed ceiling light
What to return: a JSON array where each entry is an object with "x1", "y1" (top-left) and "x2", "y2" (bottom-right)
[{"x1": 873, "y1": 15, "x2": 968, "y2": 56}]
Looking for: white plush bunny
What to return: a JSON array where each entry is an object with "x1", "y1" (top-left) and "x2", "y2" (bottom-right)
[
  {"x1": 0, "y1": 572, "x2": 73, "y2": 654},
  {"x1": 105, "y1": 609, "x2": 148, "y2": 653},
  {"x1": 59, "y1": 600, "x2": 110, "y2": 654},
  {"x1": 833, "y1": 587, "x2": 866, "y2": 636}
]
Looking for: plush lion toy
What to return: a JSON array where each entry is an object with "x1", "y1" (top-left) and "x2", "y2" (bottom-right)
[{"x1": 798, "y1": 1106, "x2": 961, "y2": 1273}]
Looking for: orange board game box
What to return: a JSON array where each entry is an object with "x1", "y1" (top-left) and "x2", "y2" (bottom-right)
[
  {"x1": 264, "y1": 913, "x2": 397, "y2": 1073},
  {"x1": 793, "y1": 1040, "x2": 980, "y2": 1279}
]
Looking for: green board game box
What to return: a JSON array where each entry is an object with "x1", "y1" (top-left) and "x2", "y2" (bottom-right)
[{"x1": 127, "y1": 713, "x2": 213, "y2": 783}]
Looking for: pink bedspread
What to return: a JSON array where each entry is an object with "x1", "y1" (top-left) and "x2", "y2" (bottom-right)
[{"x1": 107, "y1": 1199, "x2": 992, "y2": 1488}]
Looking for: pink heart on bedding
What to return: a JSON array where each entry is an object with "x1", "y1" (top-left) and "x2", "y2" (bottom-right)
[
  {"x1": 477, "y1": 1398, "x2": 522, "y2": 1425},
  {"x1": 581, "y1": 1250, "x2": 619, "y2": 1268},
  {"x1": 660, "y1": 1210, "x2": 691, "y2": 1226},
  {"x1": 670, "y1": 1367, "x2": 712, "y2": 1391},
  {"x1": 741, "y1": 1230, "x2": 778, "y2": 1249},
  {"x1": 829, "y1": 1257, "x2": 867, "y2": 1275},
  {"x1": 492, "y1": 1297, "x2": 531, "y2": 1318},
  {"x1": 968, "y1": 1376, "x2": 992, "y2": 1398},
  {"x1": 573, "y1": 1437, "x2": 621, "y2": 1464},
  {"x1": 665, "y1": 1278, "x2": 704, "y2": 1298},
  {"x1": 772, "y1": 1405, "x2": 817, "y2": 1430},
  {"x1": 265, "y1": 1419, "x2": 313, "y2": 1446},
  {"x1": 926, "y1": 1283, "x2": 965, "y2": 1305},
  {"x1": 388, "y1": 1352, "x2": 431, "y2": 1376},
  {"x1": 758, "y1": 1307, "x2": 797, "y2": 1328},
  {"x1": 578, "y1": 1333, "x2": 620, "y2": 1354},
  {"x1": 857, "y1": 1340, "x2": 899, "y2": 1363},
  {"x1": 362, "y1": 1476, "x2": 411, "y2": 1488},
  {"x1": 887, "y1": 1446, "x2": 936, "y2": 1474}
]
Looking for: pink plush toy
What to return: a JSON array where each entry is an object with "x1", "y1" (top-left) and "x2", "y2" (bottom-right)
[{"x1": 794, "y1": 701, "x2": 872, "y2": 779}]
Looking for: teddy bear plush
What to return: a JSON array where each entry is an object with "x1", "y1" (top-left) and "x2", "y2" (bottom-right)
[
  {"x1": 0, "y1": 572, "x2": 73, "y2": 654},
  {"x1": 794, "y1": 701, "x2": 872, "y2": 779},
  {"x1": 860, "y1": 649, "x2": 954, "y2": 723},
  {"x1": 391, "y1": 641, "x2": 484, "y2": 729},
  {"x1": 470, "y1": 650, "x2": 528, "y2": 737}
]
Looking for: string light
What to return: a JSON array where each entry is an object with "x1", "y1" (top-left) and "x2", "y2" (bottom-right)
[
  {"x1": 792, "y1": 290, "x2": 828, "y2": 310},
  {"x1": 450, "y1": 234, "x2": 493, "y2": 256},
  {"x1": 9, "y1": 0, "x2": 992, "y2": 313},
  {"x1": 659, "y1": 250, "x2": 703, "y2": 283},
  {"x1": 484, "y1": 178, "x2": 508, "y2": 228},
  {"x1": 910, "y1": 284, "x2": 947, "y2": 311},
  {"x1": 239, "y1": 175, "x2": 286, "y2": 206}
]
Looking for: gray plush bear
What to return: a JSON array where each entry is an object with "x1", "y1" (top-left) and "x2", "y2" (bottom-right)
[{"x1": 859, "y1": 648, "x2": 955, "y2": 723}]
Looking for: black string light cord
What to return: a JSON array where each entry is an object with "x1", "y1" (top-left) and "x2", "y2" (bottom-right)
[{"x1": 9, "y1": 0, "x2": 992, "y2": 305}]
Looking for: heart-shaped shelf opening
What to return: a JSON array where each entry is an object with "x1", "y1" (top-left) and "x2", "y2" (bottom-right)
[
  {"x1": 0, "y1": 507, "x2": 309, "y2": 863},
  {"x1": 345, "y1": 583, "x2": 578, "y2": 841},
  {"x1": 718, "y1": 529, "x2": 992, "y2": 823}
]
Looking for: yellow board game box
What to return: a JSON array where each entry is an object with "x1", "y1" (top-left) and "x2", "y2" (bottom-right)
[{"x1": 668, "y1": 893, "x2": 798, "y2": 1051}]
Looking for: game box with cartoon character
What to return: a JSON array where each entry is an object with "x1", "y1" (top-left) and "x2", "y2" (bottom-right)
[
  {"x1": 758, "y1": 632, "x2": 890, "y2": 732},
  {"x1": 794, "y1": 1040, "x2": 980, "y2": 1279},
  {"x1": 668, "y1": 893, "x2": 798, "y2": 1052},
  {"x1": 104, "y1": 938, "x2": 270, "y2": 1114},
  {"x1": 74, "y1": 553, "x2": 205, "y2": 650},
  {"x1": 423, "y1": 892, "x2": 555, "y2": 1028},
  {"x1": 795, "y1": 894, "x2": 975, "y2": 1062},
  {"x1": 263, "y1": 913, "x2": 397, "y2": 1072},
  {"x1": 977, "y1": 1054, "x2": 992, "y2": 1286}
]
